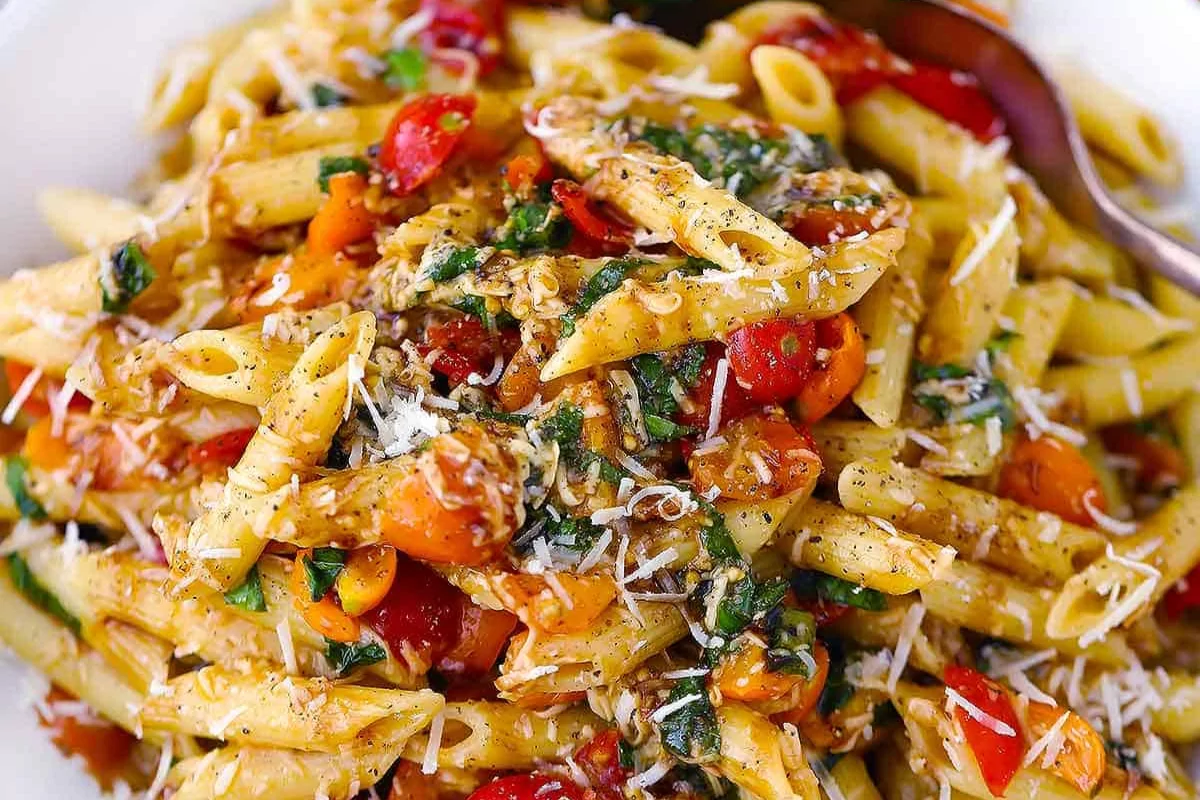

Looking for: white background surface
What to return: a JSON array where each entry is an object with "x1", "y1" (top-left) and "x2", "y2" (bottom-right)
[{"x1": 0, "y1": 0, "x2": 1197, "y2": 796}]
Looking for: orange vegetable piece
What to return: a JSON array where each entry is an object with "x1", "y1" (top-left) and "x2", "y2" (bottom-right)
[
  {"x1": 715, "y1": 642, "x2": 810, "y2": 702},
  {"x1": 22, "y1": 416, "x2": 72, "y2": 471},
  {"x1": 795, "y1": 312, "x2": 866, "y2": 423},
  {"x1": 1102, "y1": 423, "x2": 1187, "y2": 492},
  {"x1": 766, "y1": 641, "x2": 831, "y2": 725},
  {"x1": 997, "y1": 435, "x2": 1107, "y2": 527},
  {"x1": 335, "y1": 545, "x2": 399, "y2": 617},
  {"x1": 388, "y1": 760, "x2": 440, "y2": 800},
  {"x1": 231, "y1": 249, "x2": 358, "y2": 323},
  {"x1": 689, "y1": 412, "x2": 822, "y2": 502},
  {"x1": 290, "y1": 549, "x2": 360, "y2": 643},
  {"x1": 37, "y1": 687, "x2": 135, "y2": 789},
  {"x1": 307, "y1": 172, "x2": 376, "y2": 256},
  {"x1": 439, "y1": 603, "x2": 519, "y2": 674},
  {"x1": 497, "y1": 572, "x2": 617, "y2": 635},
  {"x1": 1025, "y1": 702, "x2": 1105, "y2": 795}
]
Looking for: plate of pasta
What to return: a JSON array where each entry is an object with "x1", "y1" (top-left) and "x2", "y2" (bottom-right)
[{"x1": 2, "y1": 0, "x2": 1200, "y2": 798}]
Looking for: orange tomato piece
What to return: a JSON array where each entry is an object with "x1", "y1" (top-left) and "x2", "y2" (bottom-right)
[
  {"x1": 388, "y1": 760, "x2": 441, "y2": 800},
  {"x1": 231, "y1": 249, "x2": 358, "y2": 323},
  {"x1": 21, "y1": 416, "x2": 72, "y2": 471},
  {"x1": 771, "y1": 641, "x2": 830, "y2": 724},
  {"x1": 380, "y1": 426, "x2": 521, "y2": 565},
  {"x1": 439, "y1": 603, "x2": 519, "y2": 674},
  {"x1": 1025, "y1": 702, "x2": 1105, "y2": 795},
  {"x1": 497, "y1": 572, "x2": 617, "y2": 635},
  {"x1": 307, "y1": 172, "x2": 376, "y2": 256},
  {"x1": 1102, "y1": 424, "x2": 1187, "y2": 492},
  {"x1": 335, "y1": 545, "x2": 399, "y2": 617},
  {"x1": 715, "y1": 643, "x2": 807, "y2": 702},
  {"x1": 997, "y1": 435, "x2": 1107, "y2": 527},
  {"x1": 290, "y1": 549, "x2": 360, "y2": 643},
  {"x1": 37, "y1": 687, "x2": 135, "y2": 789},
  {"x1": 689, "y1": 412, "x2": 822, "y2": 502},
  {"x1": 795, "y1": 313, "x2": 866, "y2": 423}
]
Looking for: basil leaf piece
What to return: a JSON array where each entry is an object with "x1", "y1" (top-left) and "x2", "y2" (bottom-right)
[
  {"x1": 381, "y1": 47, "x2": 426, "y2": 90},
  {"x1": 790, "y1": 570, "x2": 887, "y2": 612},
  {"x1": 765, "y1": 607, "x2": 816, "y2": 676},
  {"x1": 100, "y1": 240, "x2": 157, "y2": 314},
  {"x1": 5, "y1": 456, "x2": 46, "y2": 521},
  {"x1": 561, "y1": 258, "x2": 643, "y2": 337},
  {"x1": 493, "y1": 201, "x2": 571, "y2": 254},
  {"x1": 317, "y1": 155, "x2": 370, "y2": 193},
  {"x1": 425, "y1": 245, "x2": 489, "y2": 283},
  {"x1": 224, "y1": 565, "x2": 267, "y2": 612},
  {"x1": 325, "y1": 638, "x2": 387, "y2": 676},
  {"x1": 6, "y1": 553, "x2": 81, "y2": 634},
  {"x1": 658, "y1": 676, "x2": 721, "y2": 764},
  {"x1": 311, "y1": 83, "x2": 346, "y2": 107},
  {"x1": 303, "y1": 548, "x2": 346, "y2": 601},
  {"x1": 644, "y1": 413, "x2": 695, "y2": 442}
]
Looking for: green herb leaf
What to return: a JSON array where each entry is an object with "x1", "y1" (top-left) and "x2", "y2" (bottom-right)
[
  {"x1": 985, "y1": 330, "x2": 1020, "y2": 359},
  {"x1": 6, "y1": 553, "x2": 80, "y2": 634},
  {"x1": 791, "y1": 570, "x2": 887, "y2": 612},
  {"x1": 513, "y1": 504, "x2": 607, "y2": 556},
  {"x1": 492, "y1": 201, "x2": 571, "y2": 254},
  {"x1": 426, "y1": 245, "x2": 489, "y2": 283},
  {"x1": 101, "y1": 240, "x2": 158, "y2": 314},
  {"x1": 381, "y1": 47, "x2": 426, "y2": 90},
  {"x1": 911, "y1": 360, "x2": 1016, "y2": 431},
  {"x1": 1107, "y1": 740, "x2": 1141, "y2": 774},
  {"x1": 453, "y1": 295, "x2": 517, "y2": 328},
  {"x1": 223, "y1": 565, "x2": 267, "y2": 612},
  {"x1": 765, "y1": 607, "x2": 817, "y2": 676},
  {"x1": 325, "y1": 638, "x2": 387, "y2": 676},
  {"x1": 644, "y1": 414, "x2": 695, "y2": 441},
  {"x1": 817, "y1": 642, "x2": 854, "y2": 715},
  {"x1": 913, "y1": 361, "x2": 972, "y2": 382},
  {"x1": 658, "y1": 675, "x2": 721, "y2": 764},
  {"x1": 311, "y1": 83, "x2": 346, "y2": 107},
  {"x1": 317, "y1": 155, "x2": 370, "y2": 193},
  {"x1": 698, "y1": 502, "x2": 740, "y2": 563},
  {"x1": 672, "y1": 344, "x2": 707, "y2": 388},
  {"x1": 618, "y1": 739, "x2": 635, "y2": 770},
  {"x1": 5, "y1": 456, "x2": 46, "y2": 521},
  {"x1": 303, "y1": 548, "x2": 346, "y2": 601},
  {"x1": 561, "y1": 259, "x2": 643, "y2": 337}
]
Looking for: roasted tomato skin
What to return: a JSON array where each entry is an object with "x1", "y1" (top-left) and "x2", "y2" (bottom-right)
[
  {"x1": 362, "y1": 554, "x2": 464, "y2": 664},
  {"x1": 378, "y1": 94, "x2": 477, "y2": 196},
  {"x1": 726, "y1": 317, "x2": 818, "y2": 404}
]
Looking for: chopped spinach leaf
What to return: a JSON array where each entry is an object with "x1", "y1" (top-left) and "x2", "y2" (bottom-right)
[
  {"x1": 381, "y1": 47, "x2": 426, "y2": 90},
  {"x1": 630, "y1": 346, "x2": 706, "y2": 441},
  {"x1": 101, "y1": 240, "x2": 157, "y2": 314},
  {"x1": 561, "y1": 258, "x2": 643, "y2": 337},
  {"x1": 513, "y1": 504, "x2": 607, "y2": 556},
  {"x1": 985, "y1": 329, "x2": 1020, "y2": 359},
  {"x1": 325, "y1": 638, "x2": 387, "y2": 676},
  {"x1": 537, "y1": 402, "x2": 628, "y2": 484},
  {"x1": 5, "y1": 456, "x2": 46, "y2": 521},
  {"x1": 224, "y1": 565, "x2": 267, "y2": 612},
  {"x1": 697, "y1": 501, "x2": 741, "y2": 564},
  {"x1": 672, "y1": 344, "x2": 707, "y2": 388},
  {"x1": 311, "y1": 83, "x2": 346, "y2": 107},
  {"x1": 6, "y1": 553, "x2": 80, "y2": 634},
  {"x1": 913, "y1": 361, "x2": 972, "y2": 382},
  {"x1": 617, "y1": 739, "x2": 635, "y2": 770},
  {"x1": 493, "y1": 201, "x2": 571, "y2": 254},
  {"x1": 644, "y1": 414, "x2": 695, "y2": 441},
  {"x1": 790, "y1": 570, "x2": 887, "y2": 612},
  {"x1": 817, "y1": 641, "x2": 855, "y2": 715},
  {"x1": 658, "y1": 675, "x2": 721, "y2": 764},
  {"x1": 317, "y1": 155, "x2": 370, "y2": 193},
  {"x1": 911, "y1": 360, "x2": 1016, "y2": 431},
  {"x1": 425, "y1": 245, "x2": 489, "y2": 283},
  {"x1": 764, "y1": 607, "x2": 817, "y2": 676},
  {"x1": 303, "y1": 547, "x2": 346, "y2": 601},
  {"x1": 453, "y1": 295, "x2": 517, "y2": 328}
]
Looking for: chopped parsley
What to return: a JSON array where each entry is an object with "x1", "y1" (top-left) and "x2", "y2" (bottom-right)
[
  {"x1": 302, "y1": 548, "x2": 346, "y2": 601},
  {"x1": 790, "y1": 569, "x2": 887, "y2": 612},
  {"x1": 764, "y1": 607, "x2": 817, "y2": 676},
  {"x1": 561, "y1": 258, "x2": 643, "y2": 337},
  {"x1": 630, "y1": 119, "x2": 833, "y2": 198},
  {"x1": 317, "y1": 155, "x2": 370, "y2": 193},
  {"x1": 311, "y1": 83, "x2": 347, "y2": 107},
  {"x1": 100, "y1": 240, "x2": 157, "y2": 314},
  {"x1": 223, "y1": 565, "x2": 267, "y2": 612},
  {"x1": 658, "y1": 675, "x2": 721, "y2": 764},
  {"x1": 425, "y1": 244, "x2": 490, "y2": 283},
  {"x1": 911, "y1": 360, "x2": 1016, "y2": 431},
  {"x1": 6, "y1": 553, "x2": 80, "y2": 634},
  {"x1": 325, "y1": 638, "x2": 387, "y2": 676},
  {"x1": 381, "y1": 47, "x2": 426, "y2": 90},
  {"x1": 5, "y1": 456, "x2": 46, "y2": 521},
  {"x1": 492, "y1": 200, "x2": 571, "y2": 254}
]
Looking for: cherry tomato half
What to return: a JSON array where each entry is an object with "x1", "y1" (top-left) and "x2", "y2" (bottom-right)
[
  {"x1": 186, "y1": 427, "x2": 255, "y2": 470},
  {"x1": 573, "y1": 730, "x2": 632, "y2": 800},
  {"x1": 944, "y1": 665, "x2": 1024, "y2": 797},
  {"x1": 890, "y1": 61, "x2": 1006, "y2": 143},
  {"x1": 419, "y1": 0, "x2": 506, "y2": 77},
  {"x1": 363, "y1": 553, "x2": 464, "y2": 664},
  {"x1": 467, "y1": 774, "x2": 586, "y2": 800},
  {"x1": 551, "y1": 179, "x2": 634, "y2": 245},
  {"x1": 727, "y1": 317, "x2": 818, "y2": 404},
  {"x1": 996, "y1": 435, "x2": 1107, "y2": 528},
  {"x1": 379, "y1": 94, "x2": 477, "y2": 196}
]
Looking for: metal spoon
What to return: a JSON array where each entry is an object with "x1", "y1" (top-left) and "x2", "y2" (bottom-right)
[{"x1": 651, "y1": 0, "x2": 1200, "y2": 294}]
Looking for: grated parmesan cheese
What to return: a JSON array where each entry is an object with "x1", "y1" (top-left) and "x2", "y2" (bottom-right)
[
  {"x1": 647, "y1": 66, "x2": 740, "y2": 100},
  {"x1": 1120, "y1": 369, "x2": 1143, "y2": 416},
  {"x1": 276, "y1": 620, "x2": 298, "y2": 675},
  {"x1": 704, "y1": 358, "x2": 730, "y2": 440},
  {"x1": 888, "y1": 602, "x2": 925, "y2": 692},
  {"x1": 948, "y1": 196, "x2": 1017, "y2": 287},
  {"x1": 422, "y1": 712, "x2": 445, "y2": 774},
  {"x1": 945, "y1": 688, "x2": 1017, "y2": 737},
  {"x1": 1, "y1": 365, "x2": 43, "y2": 425}
]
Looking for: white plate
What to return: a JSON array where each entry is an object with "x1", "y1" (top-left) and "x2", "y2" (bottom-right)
[{"x1": 0, "y1": 0, "x2": 1198, "y2": 795}]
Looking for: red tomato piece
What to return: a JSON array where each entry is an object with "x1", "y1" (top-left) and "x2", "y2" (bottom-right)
[
  {"x1": 504, "y1": 151, "x2": 552, "y2": 194},
  {"x1": 678, "y1": 343, "x2": 759, "y2": 430},
  {"x1": 1164, "y1": 563, "x2": 1200, "y2": 620},
  {"x1": 783, "y1": 198, "x2": 895, "y2": 246},
  {"x1": 1101, "y1": 424, "x2": 1187, "y2": 493},
  {"x1": 727, "y1": 317, "x2": 818, "y2": 404},
  {"x1": 688, "y1": 412, "x2": 822, "y2": 502},
  {"x1": 362, "y1": 554, "x2": 464, "y2": 664},
  {"x1": 890, "y1": 61, "x2": 1006, "y2": 142},
  {"x1": 795, "y1": 313, "x2": 866, "y2": 423},
  {"x1": 3, "y1": 360, "x2": 91, "y2": 419},
  {"x1": 551, "y1": 179, "x2": 634, "y2": 245},
  {"x1": 379, "y1": 94, "x2": 477, "y2": 195},
  {"x1": 996, "y1": 435, "x2": 1107, "y2": 527},
  {"x1": 186, "y1": 427, "x2": 255, "y2": 470},
  {"x1": 37, "y1": 687, "x2": 135, "y2": 789},
  {"x1": 419, "y1": 0, "x2": 505, "y2": 77},
  {"x1": 438, "y1": 603, "x2": 519, "y2": 674},
  {"x1": 944, "y1": 665, "x2": 1025, "y2": 797},
  {"x1": 756, "y1": 14, "x2": 903, "y2": 103},
  {"x1": 419, "y1": 316, "x2": 502, "y2": 386},
  {"x1": 468, "y1": 774, "x2": 586, "y2": 800},
  {"x1": 573, "y1": 730, "x2": 632, "y2": 800}
]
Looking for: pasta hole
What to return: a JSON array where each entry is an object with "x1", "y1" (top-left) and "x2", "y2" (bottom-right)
[
  {"x1": 176, "y1": 345, "x2": 240, "y2": 378},
  {"x1": 438, "y1": 718, "x2": 474, "y2": 749},
  {"x1": 718, "y1": 229, "x2": 781, "y2": 269}
]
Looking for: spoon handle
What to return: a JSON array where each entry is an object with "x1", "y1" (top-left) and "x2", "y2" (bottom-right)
[{"x1": 1093, "y1": 197, "x2": 1200, "y2": 296}]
